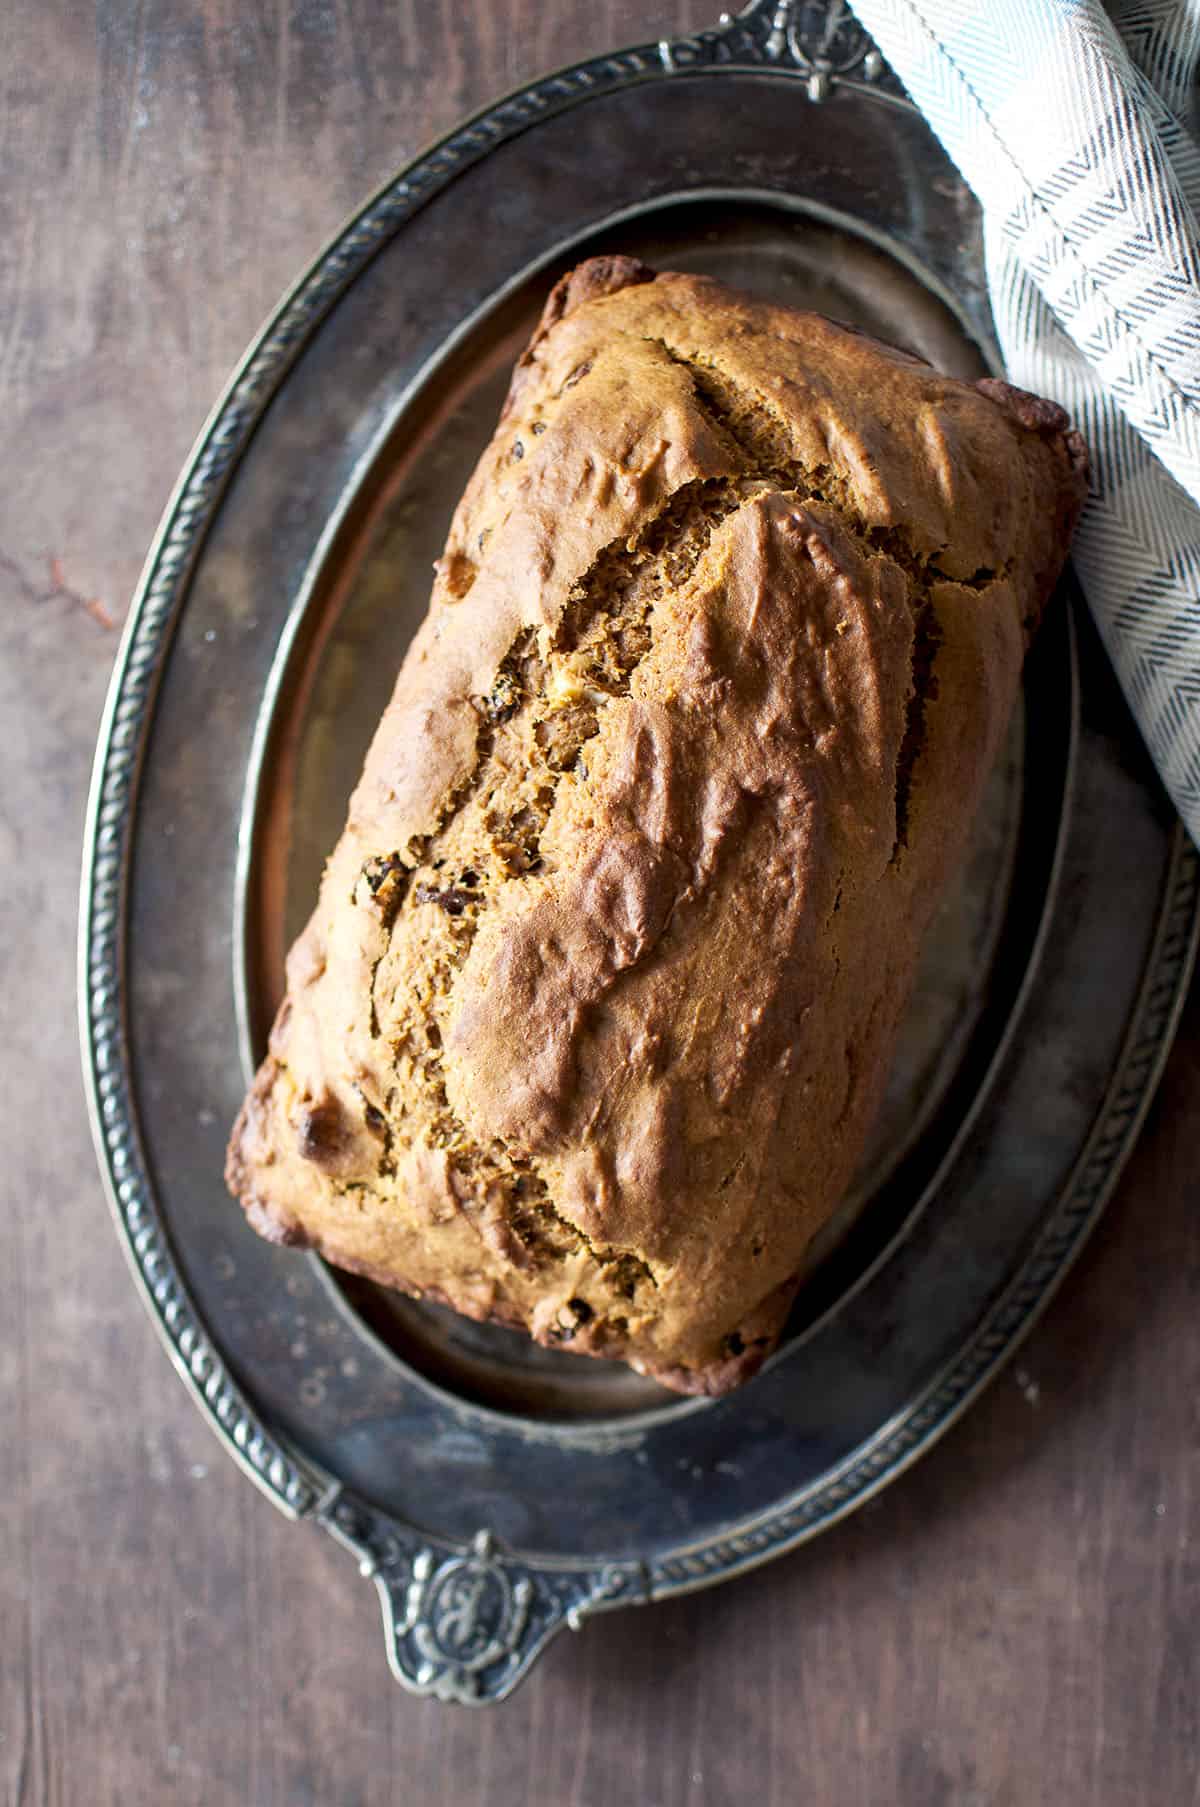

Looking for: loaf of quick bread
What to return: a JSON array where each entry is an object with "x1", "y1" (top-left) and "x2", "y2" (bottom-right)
[{"x1": 227, "y1": 256, "x2": 1088, "y2": 1395}]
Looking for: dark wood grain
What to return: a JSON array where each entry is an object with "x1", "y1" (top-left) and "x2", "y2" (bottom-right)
[{"x1": 3, "y1": 4, "x2": 1198, "y2": 1803}]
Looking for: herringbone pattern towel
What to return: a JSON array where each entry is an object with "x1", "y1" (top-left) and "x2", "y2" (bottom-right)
[{"x1": 851, "y1": 0, "x2": 1200, "y2": 843}]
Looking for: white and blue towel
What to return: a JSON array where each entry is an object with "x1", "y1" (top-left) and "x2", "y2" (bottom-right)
[{"x1": 850, "y1": 0, "x2": 1200, "y2": 843}]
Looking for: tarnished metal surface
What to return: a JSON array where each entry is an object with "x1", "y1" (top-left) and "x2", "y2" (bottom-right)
[{"x1": 81, "y1": 1, "x2": 1199, "y2": 1702}]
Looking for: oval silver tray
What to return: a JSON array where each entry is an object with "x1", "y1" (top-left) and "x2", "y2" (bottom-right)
[{"x1": 81, "y1": 0, "x2": 1199, "y2": 1704}]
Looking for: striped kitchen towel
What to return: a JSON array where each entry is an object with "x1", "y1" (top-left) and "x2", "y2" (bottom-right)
[{"x1": 850, "y1": 0, "x2": 1200, "y2": 844}]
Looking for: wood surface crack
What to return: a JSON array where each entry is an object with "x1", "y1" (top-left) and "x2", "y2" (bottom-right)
[{"x1": 0, "y1": 547, "x2": 114, "y2": 629}]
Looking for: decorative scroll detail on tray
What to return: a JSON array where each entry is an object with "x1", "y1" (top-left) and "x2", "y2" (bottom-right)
[
  {"x1": 318, "y1": 1490, "x2": 646, "y2": 1703},
  {"x1": 661, "y1": 0, "x2": 908, "y2": 105}
]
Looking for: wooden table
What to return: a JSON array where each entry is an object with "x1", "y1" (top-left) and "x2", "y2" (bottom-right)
[{"x1": 4, "y1": 5, "x2": 1197, "y2": 1802}]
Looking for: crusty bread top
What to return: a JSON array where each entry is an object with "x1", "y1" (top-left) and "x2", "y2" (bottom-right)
[{"x1": 227, "y1": 258, "x2": 1087, "y2": 1394}]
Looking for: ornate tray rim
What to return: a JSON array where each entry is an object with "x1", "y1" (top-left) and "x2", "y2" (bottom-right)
[{"x1": 79, "y1": 0, "x2": 1200, "y2": 1703}]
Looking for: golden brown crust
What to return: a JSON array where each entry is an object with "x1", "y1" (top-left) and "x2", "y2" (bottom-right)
[{"x1": 226, "y1": 261, "x2": 1087, "y2": 1396}]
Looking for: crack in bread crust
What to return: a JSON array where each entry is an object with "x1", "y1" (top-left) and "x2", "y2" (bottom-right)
[
  {"x1": 640, "y1": 337, "x2": 1005, "y2": 860},
  {"x1": 360, "y1": 476, "x2": 757, "y2": 1304}
]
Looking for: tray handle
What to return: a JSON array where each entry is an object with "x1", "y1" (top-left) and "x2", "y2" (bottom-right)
[
  {"x1": 661, "y1": 0, "x2": 894, "y2": 104},
  {"x1": 318, "y1": 1487, "x2": 648, "y2": 1703}
]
